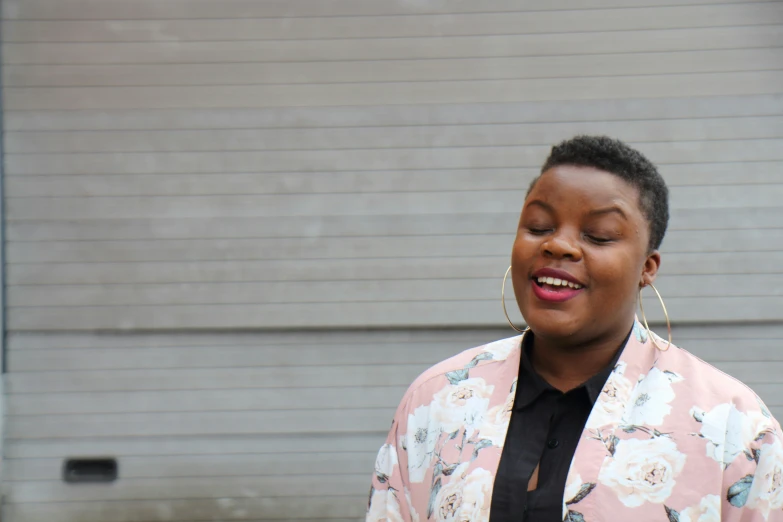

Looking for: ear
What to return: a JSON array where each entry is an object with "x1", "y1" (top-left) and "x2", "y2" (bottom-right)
[{"x1": 640, "y1": 250, "x2": 661, "y2": 287}]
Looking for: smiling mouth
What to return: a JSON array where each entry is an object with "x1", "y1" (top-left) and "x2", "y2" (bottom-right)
[{"x1": 530, "y1": 277, "x2": 585, "y2": 303}]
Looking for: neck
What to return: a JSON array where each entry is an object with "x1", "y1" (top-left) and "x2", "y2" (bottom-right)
[{"x1": 528, "y1": 322, "x2": 632, "y2": 392}]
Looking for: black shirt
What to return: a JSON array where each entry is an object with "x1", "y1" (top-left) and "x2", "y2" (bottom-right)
[{"x1": 489, "y1": 330, "x2": 628, "y2": 522}]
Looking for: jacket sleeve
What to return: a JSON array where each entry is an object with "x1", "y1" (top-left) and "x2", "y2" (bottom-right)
[
  {"x1": 722, "y1": 406, "x2": 783, "y2": 521},
  {"x1": 366, "y1": 394, "x2": 415, "y2": 521}
]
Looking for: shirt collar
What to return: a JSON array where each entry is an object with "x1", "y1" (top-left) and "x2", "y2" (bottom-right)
[{"x1": 515, "y1": 326, "x2": 631, "y2": 409}]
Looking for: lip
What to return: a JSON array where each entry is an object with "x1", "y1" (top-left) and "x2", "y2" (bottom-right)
[
  {"x1": 529, "y1": 267, "x2": 586, "y2": 303},
  {"x1": 530, "y1": 280, "x2": 584, "y2": 303}
]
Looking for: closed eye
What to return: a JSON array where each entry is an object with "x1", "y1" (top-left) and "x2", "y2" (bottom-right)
[
  {"x1": 527, "y1": 228, "x2": 552, "y2": 235},
  {"x1": 586, "y1": 235, "x2": 612, "y2": 244}
]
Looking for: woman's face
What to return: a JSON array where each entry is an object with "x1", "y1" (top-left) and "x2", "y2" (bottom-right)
[{"x1": 511, "y1": 165, "x2": 661, "y2": 343}]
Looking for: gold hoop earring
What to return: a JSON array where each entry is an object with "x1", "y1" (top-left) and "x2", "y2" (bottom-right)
[
  {"x1": 638, "y1": 283, "x2": 672, "y2": 351},
  {"x1": 502, "y1": 266, "x2": 528, "y2": 333}
]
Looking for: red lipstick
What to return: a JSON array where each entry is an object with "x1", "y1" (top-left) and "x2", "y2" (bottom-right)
[{"x1": 530, "y1": 267, "x2": 586, "y2": 303}]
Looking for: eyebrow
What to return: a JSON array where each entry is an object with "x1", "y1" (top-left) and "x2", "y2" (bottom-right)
[
  {"x1": 525, "y1": 199, "x2": 555, "y2": 212},
  {"x1": 525, "y1": 200, "x2": 628, "y2": 220},
  {"x1": 527, "y1": 199, "x2": 628, "y2": 220},
  {"x1": 588, "y1": 206, "x2": 628, "y2": 220}
]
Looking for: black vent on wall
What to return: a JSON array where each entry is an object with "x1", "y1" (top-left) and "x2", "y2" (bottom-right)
[{"x1": 63, "y1": 458, "x2": 118, "y2": 483}]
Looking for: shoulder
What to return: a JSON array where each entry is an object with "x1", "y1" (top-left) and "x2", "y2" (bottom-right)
[
  {"x1": 396, "y1": 335, "x2": 522, "y2": 412},
  {"x1": 660, "y1": 339, "x2": 780, "y2": 428}
]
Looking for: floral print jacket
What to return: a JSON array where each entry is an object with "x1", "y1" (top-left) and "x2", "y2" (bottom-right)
[{"x1": 367, "y1": 321, "x2": 783, "y2": 522}]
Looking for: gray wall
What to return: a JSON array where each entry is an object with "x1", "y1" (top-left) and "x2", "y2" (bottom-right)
[{"x1": 1, "y1": 0, "x2": 783, "y2": 520}]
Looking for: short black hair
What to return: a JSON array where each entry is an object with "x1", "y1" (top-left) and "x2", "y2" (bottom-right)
[{"x1": 528, "y1": 135, "x2": 669, "y2": 251}]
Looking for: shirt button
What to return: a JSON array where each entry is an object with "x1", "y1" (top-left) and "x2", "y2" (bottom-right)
[{"x1": 547, "y1": 438, "x2": 560, "y2": 449}]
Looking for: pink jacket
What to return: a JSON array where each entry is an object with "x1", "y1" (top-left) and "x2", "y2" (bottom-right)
[{"x1": 367, "y1": 321, "x2": 783, "y2": 522}]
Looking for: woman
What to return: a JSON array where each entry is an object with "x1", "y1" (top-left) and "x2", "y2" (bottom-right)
[{"x1": 366, "y1": 136, "x2": 783, "y2": 522}]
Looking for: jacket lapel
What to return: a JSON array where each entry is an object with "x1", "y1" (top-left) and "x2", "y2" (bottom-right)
[{"x1": 563, "y1": 320, "x2": 659, "y2": 519}]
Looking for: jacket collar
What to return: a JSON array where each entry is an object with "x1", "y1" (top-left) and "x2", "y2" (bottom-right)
[{"x1": 514, "y1": 326, "x2": 630, "y2": 409}]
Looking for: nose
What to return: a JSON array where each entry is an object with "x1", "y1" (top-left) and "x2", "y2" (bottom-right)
[{"x1": 542, "y1": 231, "x2": 582, "y2": 260}]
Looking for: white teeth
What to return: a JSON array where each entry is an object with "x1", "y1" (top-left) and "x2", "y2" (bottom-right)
[{"x1": 536, "y1": 276, "x2": 584, "y2": 289}]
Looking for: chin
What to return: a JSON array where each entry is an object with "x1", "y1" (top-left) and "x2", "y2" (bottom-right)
[{"x1": 523, "y1": 308, "x2": 583, "y2": 339}]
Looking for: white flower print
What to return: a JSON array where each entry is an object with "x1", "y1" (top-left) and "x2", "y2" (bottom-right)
[
  {"x1": 562, "y1": 469, "x2": 596, "y2": 520},
  {"x1": 482, "y1": 338, "x2": 518, "y2": 361},
  {"x1": 587, "y1": 362, "x2": 633, "y2": 429},
  {"x1": 598, "y1": 436, "x2": 687, "y2": 507},
  {"x1": 431, "y1": 378, "x2": 495, "y2": 437},
  {"x1": 460, "y1": 469, "x2": 493, "y2": 522},
  {"x1": 564, "y1": 473, "x2": 584, "y2": 504},
  {"x1": 478, "y1": 387, "x2": 514, "y2": 447},
  {"x1": 406, "y1": 404, "x2": 442, "y2": 483},
  {"x1": 622, "y1": 368, "x2": 683, "y2": 427},
  {"x1": 434, "y1": 464, "x2": 493, "y2": 522},
  {"x1": 678, "y1": 494, "x2": 720, "y2": 522},
  {"x1": 563, "y1": 472, "x2": 583, "y2": 520},
  {"x1": 367, "y1": 488, "x2": 405, "y2": 522},
  {"x1": 746, "y1": 438, "x2": 783, "y2": 519},
  {"x1": 693, "y1": 403, "x2": 770, "y2": 468},
  {"x1": 374, "y1": 443, "x2": 398, "y2": 484},
  {"x1": 747, "y1": 409, "x2": 772, "y2": 443}
]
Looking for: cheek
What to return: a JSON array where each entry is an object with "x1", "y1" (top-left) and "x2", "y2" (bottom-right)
[
  {"x1": 511, "y1": 234, "x2": 538, "y2": 261},
  {"x1": 510, "y1": 241, "x2": 537, "y2": 286},
  {"x1": 510, "y1": 238, "x2": 537, "y2": 294},
  {"x1": 510, "y1": 243, "x2": 528, "y2": 281},
  {"x1": 587, "y1": 249, "x2": 643, "y2": 296}
]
